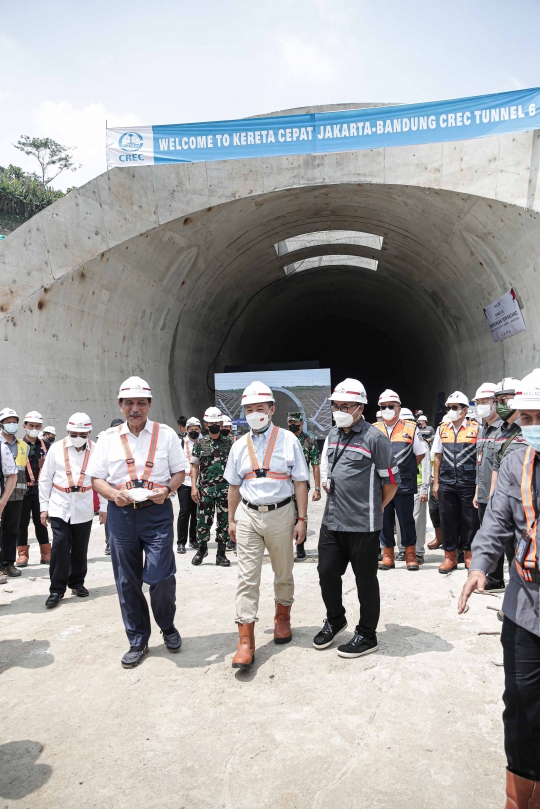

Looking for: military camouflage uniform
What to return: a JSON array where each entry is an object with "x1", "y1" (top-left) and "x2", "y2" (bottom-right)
[
  {"x1": 191, "y1": 434, "x2": 232, "y2": 545},
  {"x1": 292, "y1": 431, "x2": 320, "y2": 520}
]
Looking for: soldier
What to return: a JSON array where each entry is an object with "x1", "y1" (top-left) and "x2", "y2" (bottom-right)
[
  {"x1": 190, "y1": 407, "x2": 232, "y2": 567},
  {"x1": 287, "y1": 411, "x2": 321, "y2": 559}
]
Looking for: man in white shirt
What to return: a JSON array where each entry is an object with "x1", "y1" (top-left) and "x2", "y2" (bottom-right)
[
  {"x1": 176, "y1": 416, "x2": 200, "y2": 553},
  {"x1": 88, "y1": 377, "x2": 186, "y2": 669},
  {"x1": 39, "y1": 413, "x2": 106, "y2": 608},
  {"x1": 0, "y1": 438, "x2": 18, "y2": 584},
  {"x1": 224, "y1": 381, "x2": 309, "y2": 669}
]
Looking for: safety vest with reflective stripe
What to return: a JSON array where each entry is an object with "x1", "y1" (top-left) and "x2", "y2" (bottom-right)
[
  {"x1": 53, "y1": 439, "x2": 94, "y2": 493},
  {"x1": 244, "y1": 426, "x2": 291, "y2": 481},
  {"x1": 373, "y1": 419, "x2": 418, "y2": 495},
  {"x1": 438, "y1": 420, "x2": 479, "y2": 486},
  {"x1": 515, "y1": 446, "x2": 539, "y2": 583}
]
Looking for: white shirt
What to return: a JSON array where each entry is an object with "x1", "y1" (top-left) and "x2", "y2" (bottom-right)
[
  {"x1": 382, "y1": 420, "x2": 426, "y2": 455},
  {"x1": 0, "y1": 440, "x2": 17, "y2": 478},
  {"x1": 224, "y1": 424, "x2": 309, "y2": 505},
  {"x1": 320, "y1": 434, "x2": 330, "y2": 485},
  {"x1": 39, "y1": 437, "x2": 106, "y2": 524},
  {"x1": 180, "y1": 436, "x2": 196, "y2": 486},
  {"x1": 432, "y1": 418, "x2": 470, "y2": 454},
  {"x1": 87, "y1": 419, "x2": 187, "y2": 487}
]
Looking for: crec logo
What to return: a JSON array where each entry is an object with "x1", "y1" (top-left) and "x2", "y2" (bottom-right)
[{"x1": 119, "y1": 132, "x2": 144, "y2": 152}]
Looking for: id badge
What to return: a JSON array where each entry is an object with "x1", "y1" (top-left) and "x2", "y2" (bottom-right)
[
  {"x1": 326, "y1": 478, "x2": 334, "y2": 494},
  {"x1": 477, "y1": 451, "x2": 483, "y2": 465},
  {"x1": 516, "y1": 531, "x2": 532, "y2": 565}
]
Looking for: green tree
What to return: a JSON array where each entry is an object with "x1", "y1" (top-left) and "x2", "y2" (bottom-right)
[{"x1": 13, "y1": 136, "x2": 80, "y2": 186}]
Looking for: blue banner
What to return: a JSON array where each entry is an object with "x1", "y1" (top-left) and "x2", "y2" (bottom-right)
[{"x1": 106, "y1": 88, "x2": 540, "y2": 168}]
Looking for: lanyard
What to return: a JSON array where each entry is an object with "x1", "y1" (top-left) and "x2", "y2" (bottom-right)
[{"x1": 330, "y1": 429, "x2": 356, "y2": 475}]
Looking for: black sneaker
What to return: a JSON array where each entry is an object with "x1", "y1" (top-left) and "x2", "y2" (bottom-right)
[
  {"x1": 188, "y1": 540, "x2": 199, "y2": 550},
  {"x1": 71, "y1": 586, "x2": 89, "y2": 597},
  {"x1": 177, "y1": 544, "x2": 186, "y2": 555},
  {"x1": 417, "y1": 555, "x2": 425, "y2": 566},
  {"x1": 226, "y1": 539, "x2": 236, "y2": 552},
  {"x1": 161, "y1": 626, "x2": 182, "y2": 652},
  {"x1": 296, "y1": 542, "x2": 306, "y2": 560},
  {"x1": 45, "y1": 593, "x2": 64, "y2": 609},
  {"x1": 104, "y1": 545, "x2": 111, "y2": 556},
  {"x1": 192, "y1": 542, "x2": 208, "y2": 566},
  {"x1": 337, "y1": 632, "x2": 378, "y2": 659},
  {"x1": 313, "y1": 618, "x2": 348, "y2": 650},
  {"x1": 121, "y1": 645, "x2": 149, "y2": 668},
  {"x1": 397, "y1": 550, "x2": 406, "y2": 562},
  {"x1": 485, "y1": 580, "x2": 505, "y2": 593},
  {"x1": 2, "y1": 563, "x2": 22, "y2": 578},
  {"x1": 216, "y1": 546, "x2": 230, "y2": 567}
]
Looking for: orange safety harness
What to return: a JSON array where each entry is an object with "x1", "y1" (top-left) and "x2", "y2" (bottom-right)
[
  {"x1": 115, "y1": 422, "x2": 166, "y2": 491},
  {"x1": 53, "y1": 438, "x2": 93, "y2": 493},
  {"x1": 244, "y1": 425, "x2": 291, "y2": 481},
  {"x1": 25, "y1": 438, "x2": 48, "y2": 487},
  {"x1": 515, "y1": 446, "x2": 539, "y2": 583}
]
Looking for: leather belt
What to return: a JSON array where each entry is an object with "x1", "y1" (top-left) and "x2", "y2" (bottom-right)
[{"x1": 242, "y1": 496, "x2": 292, "y2": 513}]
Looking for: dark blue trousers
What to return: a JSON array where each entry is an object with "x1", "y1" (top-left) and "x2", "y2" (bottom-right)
[
  {"x1": 108, "y1": 500, "x2": 176, "y2": 648},
  {"x1": 380, "y1": 491, "x2": 417, "y2": 548}
]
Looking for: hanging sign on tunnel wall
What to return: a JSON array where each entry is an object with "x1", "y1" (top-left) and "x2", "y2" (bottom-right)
[
  {"x1": 106, "y1": 88, "x2": 540, "y2": 168},
  {"x1": 484, "y1": 289, "x2": 527, "y2": 343}
]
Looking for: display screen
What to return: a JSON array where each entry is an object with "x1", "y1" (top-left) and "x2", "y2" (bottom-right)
[{"x1": 215, "y1": 368, "x2": 332, "y2": 439}]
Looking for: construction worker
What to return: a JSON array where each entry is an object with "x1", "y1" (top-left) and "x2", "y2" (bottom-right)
[
  {"x1": 16, "y1": 411, "x2": 51, "y2": 568},
  {"x1": 287, "y1": 410, "x2": 321, "y2": 560},
  {"x1": 177, "y1": 416, "x2": 188, "y2": 438},
  {"x1": 458, "y1": 368, "x2": 540, "y2": 807},
  {"x1": 314, "y1": 378, "x2": 399, "y2": 658},
  {"x1": 220, "y1": 415, "x2": 235, "y2": 440},
  {"x1": 103, "y1": 418, "x2": 125, "y2": 556},
  {"x1": 397, "y1": 435, "x2": 431, "y2": 564},
  {"x1": 191, "y1": 407, "x2": 231, "y2": 567},
  {"x1": 88, "y1": 376, "x2": 187, "y2": 669},
  {"x1": 0, "y1": 408, "x2": 29, "y2": 578},
  {"x1": 42, "y1": 426, "x2": 56, "y2": 443},
  {"x1": 416, "y1": 415, "x2": 435, "y2": 444},
  {"x1": 374, "y1": 390, "x2": 426, "y2": 572},
  {"x1": 433, "y1": 391, "x2": 479, "y2": 573},
  {"x1": 0, "y1": 433, "x2": 18, "y2": 583},
  {"x1": 224, "y1": 381, "x2": 309, "y2": 669},
  {"x1": 39, "y1": 413, "x2": 107, "y2": 608},
  {"x1": 176, "y1": 416, "x2": 201, "y2": 553}
]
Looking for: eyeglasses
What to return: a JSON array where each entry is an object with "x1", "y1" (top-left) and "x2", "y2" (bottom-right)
[
  {"x1": 445, "y1": 405, "x2": 465, "y2": 412},
  {"x1": 331, "y1": 404, "x2": 359, "y2": 413}
]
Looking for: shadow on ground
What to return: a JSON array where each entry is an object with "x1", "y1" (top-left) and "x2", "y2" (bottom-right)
[
  {"x1": 0, "y1": 741, "x2": 52, "y2": 799},
  {"x1": 0, "y1": 639, "x2": 54, "y2": 675},
  {"x1": 0, "y1": 583, "x2": 119, "y2": 615}
]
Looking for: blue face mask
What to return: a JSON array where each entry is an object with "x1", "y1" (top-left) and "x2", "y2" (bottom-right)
[
  {"x1": 2, "y1": 422, "x2": 18, "y2": 435},
  {"x1": 521, "y1": 425, "x2": 540, "y2": 451}
]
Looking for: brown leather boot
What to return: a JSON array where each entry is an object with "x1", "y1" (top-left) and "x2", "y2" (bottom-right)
[
  {"x1": 428, "y1": 528, "x2": 443, "y2": 550},
  {"x1": 405, "y1": 545, "x2": 419, "y2": 571},
  {"x1": 232, "y1": 622, "x2": 255, "y2": 669},
  {"x1": 274, "y1": 602, "x2": 292, "y2": 644},
  {"x1": 464, "y1": 550, "x2": 472, "y2": 570},
  {"x1": 438, "y1": 550, "x2": 457, "y2": 574},
  {"x1": 40, "y1": 543, "x2": 51, "y2": 565},
  {"x1": 378, "y1": 547, "x2": 395, "y2": 570},
  {"x1": 505, "y1": 769, "x2": 540, "y2": 808},
  {"x1": 16, "y1": 545, "x2": 30, "y2": 567}
]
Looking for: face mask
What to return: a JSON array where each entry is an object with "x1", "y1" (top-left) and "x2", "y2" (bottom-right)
[
  {"x1": 476, "y1": 404, "x2": 494, "y2": 420},
  {"x1": 208, "y1": 424, "x2": 221, "y2": 435},
  {"x1": 26, "y1": 429, "x2": 40, "y2": 438},
  {"x1": 288, "y1": 424, "x2": 301, "y2": 433},
  {"x1": 3, "y1": 423, "x2": 18, "y2": 435},
  {"x1": 246, "y1": 411, "x2": 270, "y2": 431},
  {"x1": 447, "y1": 409, "x2": 463, "y2": 422},
  {"x1": 220, "y1": 429, "x2": 231, "y2": 437},
  {"x1": 520, "y1": 425, "x2": 540, "y2": 451},
  {"x1": 333, "y1": 410, "x2": 358, "y2": 429},
  {"x1": 496, "y1": 402, "x2": 515, "y2": 421},
  {"x1": 188, "y1": 430, "x2": 199, "y2": 440},
  {"x1": 381, "y1": 408, "x2": 396, "y2": 421},
  {"x1": 70, "y1": 436, "x2": 87, "y2": 448}
]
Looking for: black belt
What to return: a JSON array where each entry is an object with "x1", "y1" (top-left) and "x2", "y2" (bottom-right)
[
  {"x1": 133, "y1": 500, "x2": 156, "y2": 510},
  {"x1": 242, "y1": 496, "x2": 292, "y2": 513}
]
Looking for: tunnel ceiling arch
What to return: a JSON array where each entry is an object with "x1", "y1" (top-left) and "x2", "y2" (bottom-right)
[{"x1": 2, "y1": 123, "x2": 540, "y2": 429}]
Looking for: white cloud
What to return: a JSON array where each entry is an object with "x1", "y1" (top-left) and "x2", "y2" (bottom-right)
[{"x1": 278, "y1": 37, "x2": 336, "y2": 86}]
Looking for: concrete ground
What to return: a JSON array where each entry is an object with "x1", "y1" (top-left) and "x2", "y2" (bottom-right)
[{"x1": 0, "y1": 494, "x2": 506, "y2": 809}]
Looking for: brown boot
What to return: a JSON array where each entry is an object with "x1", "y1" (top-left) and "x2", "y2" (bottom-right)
[
  {"x1": 274, "y1": 602, "x2": 292, "y2": 644},
  {"x1": 40, "y1": 543, "x2": 51, "y2": 565},
  {"x1": 405, "y1": 546, "x2": 419, "y2": 571},
  {"x1": 438, "y1": 550, "x2": 457, "y2": 574},
  {"x1": 16, "y1": 545, "x2": 30, "y2": 567},
  {"x1": 505, "y1": 769, "x2": 540, "y2": 808},
  {"x1": 378, "y1": 547, "x2": 395, "y2": 570},
  {"x1": 428, "y1": 528, "x2": 443, "y2": 550},
  {"x1": 232, "y1": 622, "x2": 255, "y2": 669},
  {"x1": 464, "y1": 550, "x2": 472, "y2": 570}
]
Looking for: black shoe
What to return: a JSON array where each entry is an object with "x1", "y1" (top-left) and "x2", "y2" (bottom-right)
[
  {"x1": 378, "y1": 549, "x2": 382, "y2": 561},
  {"x1": 161, "y1": 626, "x2": 182, "y2": 652},
  {"x1": 177, "y1": 544, "x2": 186, "y2": 555},
  {"x1": 485, "y1": 580, "x2": 505, "y2": 592},
  {"x1": 192, "y1": 542, "x2": 208, "y2": 566},
  {"x1": 216, "y1": 546, "x2": 230, "y2": 567},
  {"x1": 104, "y1": 545, "x2": 111, "y2": 556},
  {"x1": 296, "y1": 542, "x2": 306, "y2": 560},
  {"x1": 45, "y1": 593, "x2": 64, "y2": 609},
  {"x1": 188, "y1": 540, "x2": 199, "y2": 550},
  {"x1": 226, "y1": 539, "x2": 236, "y2": 552},
  {"x1": 457, "y1": 551, "x2": 465, "y2": 565},
  {"x1": 397, "y1": 550, "x2": 405, "y2": 562},
  {"x1": 2, "y1": 563, "x2": 22, "y2": 578},
  {"x1": 313, "y1": 618, "x2": 348, "y2": 650},
  {"x1": 71, "y1": 586, "x2": 89, "y2": 597},
  {"x1": 121, "y1": 645, "x2": 149, "y2": 668},
  {"x1": 417, "y1": 555, "x2": 425, "y2": 566},
  {"x1": 337, "y1": 631, "x2": 378, "y2": 659}
]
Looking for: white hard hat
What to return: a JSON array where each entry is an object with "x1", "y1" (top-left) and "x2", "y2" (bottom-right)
[
  {"x1": 329, "y1": 378, "x2": 367, "y2": 404},
  {"x1": 473, "y1": 382, "x2": 497, "y2": 401},
  {"x1": 241, "y1": 381, "x2": 275, "y2": 406},
  {"x1": 417, "y1": 415, "x2": 428, "y2": 422},
  {"x1": 446, "y1": 391, "x2": 469, "y2": 406},
  {"x1": 43, "y1": 426, "x2": 56, "y2": 435},
  {"x1": 118, "y1": 376, "x2": 152, "y2": 399},
  {"x1": 378, "y1": 389, "x2": 401, "y2": 405},
  {"x1": 24, "y1": 410, "x2": 43, "y2": 424},
  {"x1": 204, "y1": 406, "x2": 223, "y2": 422},
  {"x1": 66, "y1": 412, "x2": 92, "y2": 433},
  {"x1": 0, "y1": 407, "x2": 19, "y2": 423},
  {"x1": 221, "y1": 415, "x2": 233, "y2": 428},
  {"x1": 510, "y1": 369, "x2": 540, "y2": 410},
  {"x1": 495, "y1": 378, "x2": 521, "y2": 396},
  {"x1": 186, "y1": 417, "x2": 201, "y2": 427},
  {"x1": 400, "y1": 407, "x2": 414, "y2": 420}
]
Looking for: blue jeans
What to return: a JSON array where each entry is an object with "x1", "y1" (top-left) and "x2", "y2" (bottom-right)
[{"x1": 108, "y1": 500, "x2": 176, "y2": 648}]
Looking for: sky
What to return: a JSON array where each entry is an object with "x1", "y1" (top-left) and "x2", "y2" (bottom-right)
[{"x1": 2, "y1": 0, "x2": 539, "y2": 190}]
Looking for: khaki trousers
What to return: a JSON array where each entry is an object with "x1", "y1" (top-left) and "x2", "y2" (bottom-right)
[{"x1": 235, "y1": 500, "x2": 296, "y2": 624}]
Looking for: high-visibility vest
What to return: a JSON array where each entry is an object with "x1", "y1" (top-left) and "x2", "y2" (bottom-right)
[
  {"x1": 515, "y1": 446, "x2": 539, "y2": 583},
  {"x1": 373, "y1": 419, "x2": 418, "y2": 494},
  {"x1": 438, "y1": 420, "x2": 479, "y2": 486},
  {"x1": 244, "y1": 426, "x2": 291, "y2": 481}
]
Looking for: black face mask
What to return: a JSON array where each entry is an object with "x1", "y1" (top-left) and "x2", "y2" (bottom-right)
[
  {"x1": 288, "y1": 424, "x2": 301, "y2": 433},
  {"x1": 220, "y1": 429, "x2": 231, "y2": 437},
  {"x1": 188, "y1": 430, "x2": 199, "y2": 440},
  {"x1": 208, "y1": 424, "x2": 221, "y2": 435}
]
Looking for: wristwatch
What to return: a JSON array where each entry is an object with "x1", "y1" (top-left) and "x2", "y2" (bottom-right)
[
  {"x1": 165, "y1": 485, "x2": 172, "y2": 498},
  {"x1": 314, "y1": 486, "x2": 321, "y2": 491}
]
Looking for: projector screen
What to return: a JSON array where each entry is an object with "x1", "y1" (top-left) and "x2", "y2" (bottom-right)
[{"x1": 215, "y1": 368, "x2": 332, "y2": 439}]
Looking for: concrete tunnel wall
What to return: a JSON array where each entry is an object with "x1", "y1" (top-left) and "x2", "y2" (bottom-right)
[{"x1": 2, "y1": 125, "x2": 540, "y2": 432}]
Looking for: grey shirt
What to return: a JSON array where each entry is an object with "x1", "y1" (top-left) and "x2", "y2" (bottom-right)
[
  {"x1": 471, "y1": 445, "x2": 540, "y2": 637},
  {"x1": 475, "y1": 416, "x2": 502, "y2": 504},
  {"x1": 322, "y1": 418, "x2": 400, "y2": 533}
]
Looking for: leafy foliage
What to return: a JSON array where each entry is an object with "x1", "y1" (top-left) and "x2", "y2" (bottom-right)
[
  {"x1": 0, "y1": 164, "x2": 65, "y2": 220},
  {"x1": 13, "y1": 136, "x2": 80, "y2": 186}
]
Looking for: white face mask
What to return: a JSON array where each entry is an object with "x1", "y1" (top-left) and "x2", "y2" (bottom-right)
[
  {"x1": 245, "y1": 411, "x2": 271, "y2": 431},
  {"x1": 70, "y1": 435, "x2": 87, "y2": 448},
  {"x1": 381, "y1": 408, "x2": 396, "y2": 421},
  {"x1": 447, "y1": 409, "x2": 462, "y2": 422},
  {"x1": 333, "y1": 406, "x2": 361, "y2": 429},
  {"x1": 476, "y1": 404, "x2": 494, "y2": 420},
  {"x1": 3, "y1": 423, "x2": 18, "y2": 435},
  {"x1": 26, "y1": 429, "x2": 40, "y2": 438}
]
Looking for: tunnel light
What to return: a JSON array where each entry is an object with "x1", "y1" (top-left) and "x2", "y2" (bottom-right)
[
  {"x1": 284, "y1": 255, "x2": 378, "y2": 274},
  {"x1": 275, "y1": 230, "x2": 383, "y2": 253}
]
